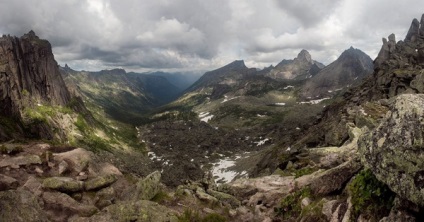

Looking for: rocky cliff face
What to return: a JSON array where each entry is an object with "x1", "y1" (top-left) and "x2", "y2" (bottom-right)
[
  {"x1": 0, "y1": 31, "x2": 70, "y2": 117},
  {"x1": 266, "y1": 49, "x2": 324, "y2": 80}
]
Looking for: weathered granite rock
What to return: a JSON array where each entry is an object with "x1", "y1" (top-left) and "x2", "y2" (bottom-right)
[
  {"x1": 68, "y1": 200, "x2": 177, "y2": 222},
  {"x1": 58, "y1": 160, "x2": 69, "y2": 175},
  {"x1": 0, "y1": 155, "x2": 42, "y2": 167},
  {"x1": 0, "y1": 174, "x2": 18, "y2": 191},
  {"x1": 23, "y1": 176, "x2": 43, "y2": 196},
  {"x1": 94, "y1": 186, "x2": 115, "y2": 209},
  {"x1": 54, "y1": 148, "x2": 92, "y2": 174},
  {"x1": 0, "y1": 189, "x2": 49, "y2": 222},
  {"x1": 309, "y1": 159, "x2": 361, "y2": 195},
  {"x1": 195, "y1": 187, "x2": 218, "y2": 204},
  {"x1": 135, "y1": 171, "x2": 161, "y2": 201},
  {"x1": 359, "y1": 94, "x2": 424, "y2": 206},
  {"x1": 84, "y1": 174, "x2": 117, "y2": 191},
  {"x1": 207, "y1": 189, "x2": 240, "y2": 207},
  {"x1": 43, "y1": 177, "x2": 84, "y2": 193},
  {"x1": 42, "y1": 191, "x2": 98, "y2": 217}
]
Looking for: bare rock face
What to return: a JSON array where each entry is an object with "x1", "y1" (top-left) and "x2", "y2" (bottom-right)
[
  {"x1": 405, "y1": 18, "x2": 420, "y2": 42},
  {"x1": 0, "y1": 31, "x2": 72, "y2": 141},
  {"x1": 359, "y1": 94, "x2": 424, "y2": 206},
  {"x1": 0, "y1": 31, "x2": 70, "y2": 117}
]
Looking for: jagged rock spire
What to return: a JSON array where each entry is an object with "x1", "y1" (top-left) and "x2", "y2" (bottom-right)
[
  {"x1": 375, "y1": 33, "x2": 396, "y2": 68},
  {"x1": 405, "y1": 18, "x2": 420, "y2": 41},
  {"x1": 420, "y1": 14, "x2": 424, "y2": 36}
]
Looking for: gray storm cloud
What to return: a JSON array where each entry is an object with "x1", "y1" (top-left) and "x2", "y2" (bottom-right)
[{"x1": 0, "y1": 0, "x2": 423, "y2": 71}]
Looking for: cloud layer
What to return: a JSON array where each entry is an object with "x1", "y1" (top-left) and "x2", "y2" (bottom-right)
[{"x1": 1, "y1": 0, "x2": 423, "y2": 72}]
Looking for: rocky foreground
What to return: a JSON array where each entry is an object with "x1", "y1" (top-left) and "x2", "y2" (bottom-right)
[{"x1": 2, "y1": 93, "x2": 423, "y2": 221}]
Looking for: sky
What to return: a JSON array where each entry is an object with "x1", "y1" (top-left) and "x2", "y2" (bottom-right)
[{"x1": 0, "y1": 0, "x2": 423, "y2": 73}]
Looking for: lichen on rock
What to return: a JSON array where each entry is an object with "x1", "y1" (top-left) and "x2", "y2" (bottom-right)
[{"x1": 359, "y1": 94, "x2": 424, "y2": 206}]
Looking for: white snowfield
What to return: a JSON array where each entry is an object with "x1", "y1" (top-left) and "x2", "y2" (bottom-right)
[
  {"x1": 199, "y1": 112, "x2": 214, "y2": 123},
  {"x1": 274, "y1": 102, "x2": 286, "y2": 106}
]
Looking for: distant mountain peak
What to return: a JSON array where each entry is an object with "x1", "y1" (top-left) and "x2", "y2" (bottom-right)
[
  {"x1": 225, "y1": 60, "x2": 247, "y2": 69},
  {"x1": 296, "y1": 49, "x2": 312, "y2": 63}
]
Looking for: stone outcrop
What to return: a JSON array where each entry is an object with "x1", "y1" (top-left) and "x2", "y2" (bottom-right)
[
  {"x1": 405, "y1": 18, "x2": 420, "y2": 42},
  {"x1": 0, "y1": 31, "x2": 70, "y2": 117},
  {"x1": 359, "y1": 94, "x2": 424, "y2": 206}
]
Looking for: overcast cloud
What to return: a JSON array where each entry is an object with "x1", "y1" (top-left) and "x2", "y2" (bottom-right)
[{"x1": 0, "y1": 0, "x2": 423, "y2": 72}]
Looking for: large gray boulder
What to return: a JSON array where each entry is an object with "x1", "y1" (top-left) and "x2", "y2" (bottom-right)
[{"x1": 359, "y1": 94, "x2": 424, "y2": 206}]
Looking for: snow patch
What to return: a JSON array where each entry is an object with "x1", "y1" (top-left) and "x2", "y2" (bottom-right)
[
  {"x1": 274, "y1": 102, "x2": 286, "y2": 106},
  {"x1": 212, "y1": 157, "x2": 248, "y2": 183},
  {"x1": 221, "y1": 95, "x2": 239, "y2": 103},
  {"x1": 284, "y1": 85, "x2": 294, "y2": 89},
  {"x1": 199, "y1": 112, "x2": 214, "y2": 123},
  {"x1": 299, "y1": 97, "x2": 330, "y2": 105},
  {"x1": 255, "y1": 138, "x2": 270, "y2": 146}
]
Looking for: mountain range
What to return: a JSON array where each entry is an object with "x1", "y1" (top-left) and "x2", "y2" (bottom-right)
[{"x1": 1, "y1": 13, "x2": 424, "y2": 222}]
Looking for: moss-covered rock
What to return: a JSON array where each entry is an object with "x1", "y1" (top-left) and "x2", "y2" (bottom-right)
[
  {"x1": 207, "y1": 189, "x2": 240, "y2": 207},
  {"x1": 84, "y1": 174, "x2": 117, "y2": 191},
  {"x1": 359, "y1": 94, "x2": 424, "y2": 206},
  {"x1": 43, "y1": 177, "x2": 83, "y2": 193},
  {"x1": 135, "y1": 171, "x2": 161, "y2": 201},
  {"x1": 0, "y1": 155, "x2": 42, "y2": 167}
]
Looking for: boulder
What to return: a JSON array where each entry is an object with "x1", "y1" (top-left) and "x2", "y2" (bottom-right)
[
  {"x1": 135, "y1": 171, "x2": 161, "y2": 200},
  {"x1": 309, "y1": 159, "x2": 361, "y2": 195},
  {"x1": 0, "y1": 174, "x2": 18, "y2": 191},
  {"x1": 42, "y1": 191, "x2": 98, "y2": 217},
  {"x1": 94, "y1": 186, "x2": 115, "y2": 209},
  {"x1": 58, "y1": 160, "x2": 69, "y2": 175},
  {"x1": 207, "y1": 189, "x2": 241, "y2": 207},
  {"x1": 195, "y1": 187, "x2": 218, "y2": 204},
  {"x1": 54, "y1": 148, "x2": 92, "y2": 174},
  {"x1": 322, "y1": 199, "x2": 337, "y2": 219},
  {"x1": 43, "y1": 177, "x2": 84, "y2": 193},
  {"x1": 0, "y1": 189, "x2": 49, "y2": 222},
  {"x1": 359, "y1": 94, "x2": 424, "y2": 206},
  {"x1": 68, "y1": 200, "x2": 177, "y2": 222},
  {"x1": 23, "y1": 176, "x2": 43, "y2": 196},
  {"x1": 84, "y1": 174, "x2": 117, "y2": 191},
  {"x1": 0, "y1": 155, "x2": 42, "y2": 168}
]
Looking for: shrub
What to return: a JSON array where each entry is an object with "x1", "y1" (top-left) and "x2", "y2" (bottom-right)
[
  {"x1": 275, "y1": 187, "x2": 312, "y2": 220},
  {"x1": 348, "y1": 169, "x2": 395, "y2": 221}
]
